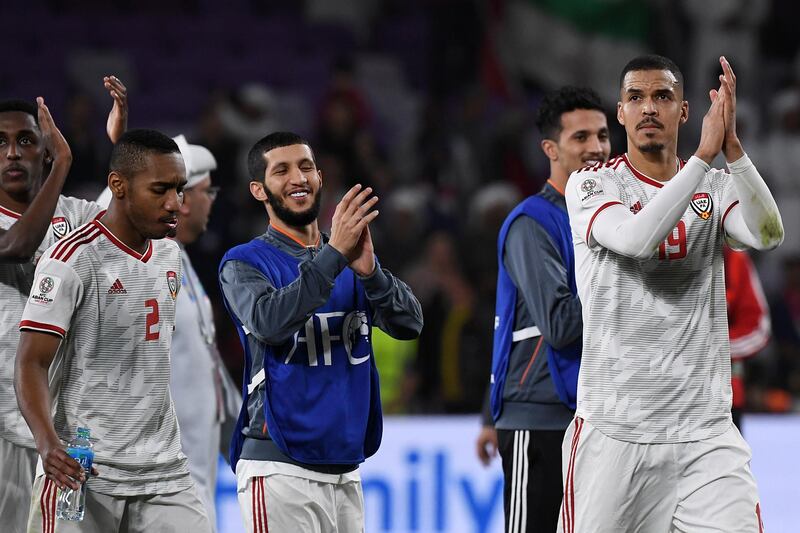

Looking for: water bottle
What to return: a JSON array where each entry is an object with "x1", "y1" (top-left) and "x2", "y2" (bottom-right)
[{"x1": 56, "y1": 427, "x2": 94, "y2": 521}]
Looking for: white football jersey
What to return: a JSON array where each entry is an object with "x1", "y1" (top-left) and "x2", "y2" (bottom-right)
[
  {"x1": 20, "y1": 219, "x2": 191, "y2": 496},
  {"x1": 567, "y1": 155, "x2": 740, "y2": 443},
  {"x1": 0, "y1": 197, "x2": 103, "y2": 448}
]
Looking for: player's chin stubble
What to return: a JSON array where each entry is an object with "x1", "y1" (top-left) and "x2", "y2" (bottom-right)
[{"x1": 638, "y1": 142, "x2": 665, "y2": 153}]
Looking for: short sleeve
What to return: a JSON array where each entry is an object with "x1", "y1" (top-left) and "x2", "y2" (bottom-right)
[
  {"x1": 565, "y1": 168, "x2": 624, "y2": 249},
  {"x1": 20, "y1": 258, "x2": 83, "y2": 338}
]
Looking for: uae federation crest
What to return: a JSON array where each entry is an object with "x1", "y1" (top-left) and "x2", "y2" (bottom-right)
[
  {"x1": 166, "y1": 271, "x2": 178, "y2": 300},
  {"x1": 690, "y1": 192, "x2": 713, "y2": 220},
  {"x1": 51, "y1": 217, "x2": 70, "y2": 240}
]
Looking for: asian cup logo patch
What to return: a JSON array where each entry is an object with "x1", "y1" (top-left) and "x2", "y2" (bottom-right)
[
  {"x1": 166, "y1": 271, "x2": 178, "y2": 300},
  {"x1": 690, "y1": 192, "x2": 713, "y2": 220},
  {"x1": 579, "y1": 177, "x2": 604, "y2": 205},
  {"x1": 30, "y1": 274, "x2": 61, "y2": 306}
]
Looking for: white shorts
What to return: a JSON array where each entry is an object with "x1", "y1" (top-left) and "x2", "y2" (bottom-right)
[
  {"x1": 558, "y1": 418, "x2": 764, "y2": 533},
  {"x1": 27, "y1": 474, "x2": 211, "y2": 533},
  {"x1": 236, "y1": 459, "x2": 364, "y2": 533},
  {"x1": 0, "y1": 438, "x2": 38, "y2": 533}
]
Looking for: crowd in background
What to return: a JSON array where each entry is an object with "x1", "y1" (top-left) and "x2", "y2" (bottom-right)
[{"x1": 8, "y1": 0, "x2": 800, "y2": 415}]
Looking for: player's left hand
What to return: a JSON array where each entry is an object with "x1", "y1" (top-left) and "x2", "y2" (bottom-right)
[
  {"x1": 104, "y1": 75, "x2": 128, "y2": 144},
  {"x1": 718, "y1": 56, "x2": 744, "y2": 162},
  {"x1": 475, "y1": 425, "x2": 499, "y2": 466},
  {"x1": 36, "y1": 97, "x2": 71, "y2": 165},
  {"x1": 349, "y1": 224, "x2": 376, "y2": 277}
]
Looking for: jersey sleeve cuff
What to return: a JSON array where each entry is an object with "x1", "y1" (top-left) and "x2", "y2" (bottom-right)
[
  {"x1": 726, "y1": 153, "x2": 752, "y2": 174},
  {"x1": 687, "y1": 155, "x2": 711, "y2": 173},
  {"x1": 19, "y1": 320, "x2": 66, "y2": 338},
  {"x1": 315, "y1": 244, "x2": 349, "y2": 282}
]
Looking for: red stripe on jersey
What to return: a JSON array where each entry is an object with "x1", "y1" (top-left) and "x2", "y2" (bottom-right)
[
  {"x1": 58, "y1": 228, "x2": 101, "y2": 263},
  {"x1": 93, "y1": 209, "x2": 106, "y2": 221},
  {"x1": 52, "y1": 222, "x2": 97, "y2": 260},
  {"x1": 586, "y1": 201, "x2": 623, "y2": 244},
  {"x1": 94, "y1": 220, "x2": 153, "y2": 262},
  {"x1": 20, "y1": 320, "x2": 66, "y2": 338},
  {"x1": 0, "y1": 204, "x2": 22, "y2": 219},
  {"x1": 721, "y1": 200, "x2": 740, "y2": 229},
  {"x1": 622, "y1": 154, "x2": 664, "y2": 188}
]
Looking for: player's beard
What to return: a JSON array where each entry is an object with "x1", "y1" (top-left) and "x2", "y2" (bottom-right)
[
  {"x1": 265, "y1": 187, "x2": 323, "y2": 228},
  {"x1": 638, "y1": 141, "x2": 665, "y2": 153}
]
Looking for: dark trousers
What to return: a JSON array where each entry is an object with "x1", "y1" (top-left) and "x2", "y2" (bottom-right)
[{"x1": 497, "y1": 429, "x2": 565, "y2": 533}]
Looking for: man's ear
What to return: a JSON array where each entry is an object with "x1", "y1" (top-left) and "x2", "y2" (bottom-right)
[
  {"x1": 541, "y1": 139, "x2": 559, "y2": 162},
  {"x1": 108, "y1": 171, "x2": 126, "y2": 198},
  {"x1": 617, "y1": 101, "x2": 625, "y2": 126},
  {"x1": 679, "y1": 100, "x2": 689, "y2": 125},
  {"x1": 250, "y1": 181, "x2": 268, "y2": 201}
]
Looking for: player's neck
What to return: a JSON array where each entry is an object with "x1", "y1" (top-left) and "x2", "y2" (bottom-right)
[
  {"x1": 547, "y1": 166, "x2": 569, "y2": 195},
  {"x1": 99, "y1": 206, "x2": 150, "y2": 255},
  {"x1": 626, "y1": 149, "x2": 680, "y2": 182},
  {"x1": 270, "y1": 220, "x2": 320, "y2": 248},
  {"x1": 0, "y1": 186, "x2": 36, "y2": 215}
]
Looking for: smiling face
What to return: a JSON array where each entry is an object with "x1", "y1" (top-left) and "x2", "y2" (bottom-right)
[
  {"x1": 551, "y1": 108, "x2": 611, "y2": 175},
  {"x1": 617, "y1": 69, "x2": 688, "y2": 155},
  {"x1": 0, "y1": 111, "x2": 44, "y2": 202},
  {"x1": 250, "y1": 143, "x2": 323, "y2": 228}
]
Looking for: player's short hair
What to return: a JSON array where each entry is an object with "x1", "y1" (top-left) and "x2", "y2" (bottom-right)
[
  {"x1": 0, "y1": 99, "x2": 39, "y2": 125},
  {"x1": 109, "y1": 129, "x2": 181, "y2": 177},
  {"x1": 535, "y1": 86, "x2": 605, "y2": 141},
  {"x1": 247, "y1": 131, "x2": 315, "y2": 182},
  {"x1": 619, "y1": 54, "x2": 684, "y2": 89}
]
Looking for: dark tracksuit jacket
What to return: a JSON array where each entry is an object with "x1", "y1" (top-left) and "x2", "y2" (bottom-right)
[
  {"x1": 220, "y1": 226, "x2": 423, "y2": 472},
  {"x1": 483, "y1": 183, "x2": 582, "y2": 430}
]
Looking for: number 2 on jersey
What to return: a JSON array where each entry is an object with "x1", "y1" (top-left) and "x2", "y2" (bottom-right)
[
  {"x1": 658, "y1": 220, "x2": 687, "y2": 260},
  {"x1": 145, "y1": 299, "x2": 160, "y2": 340}
]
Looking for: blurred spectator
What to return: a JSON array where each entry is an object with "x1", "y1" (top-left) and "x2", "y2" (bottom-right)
[
  {"x1": 768, "y1": 256, "x2": 800, "y2": 400},
  {"x1": 725, "y1": 247, "x2": 771, "y2": 431}
]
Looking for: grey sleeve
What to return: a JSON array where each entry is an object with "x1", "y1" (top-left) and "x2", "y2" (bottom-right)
[
  {"x1": 504, "y1": 216, "x2": 582, "y2": 349},
  {"x1": 358, "y1": 261, "x2": 424, "y2": 340},
  {"x1": 219, "y1": 244, "x2": 349, "y2": 345}
]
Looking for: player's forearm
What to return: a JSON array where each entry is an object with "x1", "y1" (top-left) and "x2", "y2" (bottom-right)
[
  {"x1": 593, "y1": 157, "x2": 708, "y2": 259},
  {"x1": 14, "y1": 344, "x2": 61, "y2": 452},
  {"x1": 0, "y1": 158, "x2": 71, "y2": 263},
  {"x1": 362, "y1": 267, "x2": 423, "y2": 340},
  {"x1": 726, "y1": 154, "x2": 783, "y2": 250}
]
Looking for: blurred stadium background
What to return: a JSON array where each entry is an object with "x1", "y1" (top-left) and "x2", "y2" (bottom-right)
[{"x1": 4, "y1": 0, "x2": 799, "y2": 531}]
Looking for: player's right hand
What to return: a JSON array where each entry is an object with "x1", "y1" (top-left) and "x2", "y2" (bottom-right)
[
  {"x1": 475, "y1": 425, "x2": 499, "y2": 466},
  {"x1": 694, "y1": 78, "x2": 727, "y2": 164},
  {"x1": 329, "y1": 184, "x2": 379, "y2": 260},
  {"x1": 104, "y1": 75, "x2": 128, "y2": 144},
  {"x1": 39, "y1": 438, "x2": 84, "y2": 491},
  {"x1": 36, "y1": 97, "x2": 72, "y2": 165}
]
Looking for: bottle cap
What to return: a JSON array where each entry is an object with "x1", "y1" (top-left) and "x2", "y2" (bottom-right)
[{"x1": 76, "y1": 427, "x2": 91, "y2": 438}]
